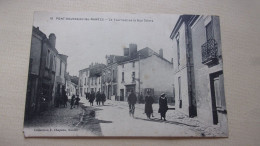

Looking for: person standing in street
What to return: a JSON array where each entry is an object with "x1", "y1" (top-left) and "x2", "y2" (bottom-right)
[
  {"x1": 144, "y1": 91, "x2": 154, "y2": 119},
  {"x1": 101, "y1": 91, "x2": 106, "y2": 105},
  {"x1": 74, "y1": 95, "x2": 80, "y2": 108},
  {"x1": 70, "y1": 94, "x2": 75, "y2": 109},
  {"x1": 85, "y1": 92, "x2": 90, "y2": 101},
  {"x1": 158, "y1": 93, "x2": 168, "y2": 121},
  {"x1": 89, "y1": 91, "x2": 95, "y2": 106},
  {"x1": 96, "y1": 91, "x2": 101, "y2": 105},
  {"x1": 128, "y1": 90, "x2": 137, "y2": 117}
]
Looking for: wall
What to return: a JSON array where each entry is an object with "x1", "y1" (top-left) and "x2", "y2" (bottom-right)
[
  {"x1": 140, "y1": 55, "x2": 174, "y2": 102},
  {"x1": 191, "y1": 16, "x2": 224, "y2": 125},
  {"x1": 171, "y1": 22, "x2": 190, "y2": 115},
  {"x1": 30, "y1": 33, "x2": 42, "y2": 75}
]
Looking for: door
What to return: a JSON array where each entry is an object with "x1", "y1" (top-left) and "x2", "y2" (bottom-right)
[
  {"x1": 120, "y1": 89, "x2": 124, "y2": 101},
  {"x1": 210, "y1": 71, "x2": 225, "y2": 125}
]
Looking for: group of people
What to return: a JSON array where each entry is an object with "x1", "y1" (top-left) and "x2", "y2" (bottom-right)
[
  {"x1": 70, "y1": 94, "x2": 80, "y2": 109},
  {"x1": 85, "y1": 91, "x2": 106, "y2": 106},
  {"x1": 127, "y1": 90, "x2": 168, "y2": 121}
]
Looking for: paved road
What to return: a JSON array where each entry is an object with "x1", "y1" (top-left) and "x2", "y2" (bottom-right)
[{"x1": 80, "y1": 97, "x2": 198, "y2": 137}]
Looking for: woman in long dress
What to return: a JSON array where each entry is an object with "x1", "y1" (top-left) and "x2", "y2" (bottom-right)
[
  {"x1": 144, "y1": 92, "x2": 154, "y2": 119},
  {"x1": 158, "y1": 93, "x2": 168, "y2": 121}
]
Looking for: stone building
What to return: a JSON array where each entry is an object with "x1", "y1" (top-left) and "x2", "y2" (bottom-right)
[
  {"x1": 170, "y1": 15, "x2": 227, "y2": 134},
  {"x1": 25, "y1": 27, "x2": 67, "y2": 119}
]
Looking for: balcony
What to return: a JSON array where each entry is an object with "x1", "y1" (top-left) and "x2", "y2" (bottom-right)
[{"x1": 201, "y1": 39, "x2": 218, "y2": 66}]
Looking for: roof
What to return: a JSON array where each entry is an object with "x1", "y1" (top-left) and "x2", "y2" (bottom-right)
[{"x1": 170, "y1": 15, "x2": 199, "y2": 39}]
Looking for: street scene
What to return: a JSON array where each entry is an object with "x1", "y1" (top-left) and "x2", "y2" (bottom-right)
[{"x1": 24, "y1": 12, "x2": 228, "y2": 137}]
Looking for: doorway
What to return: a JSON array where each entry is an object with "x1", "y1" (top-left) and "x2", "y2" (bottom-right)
[{"x1": 210, "y1": 71, "x2": 225, "y2": 125}]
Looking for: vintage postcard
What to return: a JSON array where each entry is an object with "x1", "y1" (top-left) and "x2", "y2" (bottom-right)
[{"x1": 23, "y1": 11, "x2": 228, "y2": 137}]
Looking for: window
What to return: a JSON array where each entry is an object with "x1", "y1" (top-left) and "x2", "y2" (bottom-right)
[
  {"x1": 84, "y1": 78, "x2": 86, "y2": 85},
  {"x1": 206, "y1": 21, "x2": 213, "y2": 41},
  {"x1": 177, "y1": 38, "x2": 180, "y2": 66},
  {"x1": 122, "y1": 64, "x2": 124, "y2": 68},
  {"x1": 99, "y1": 77, "x2": 100, "y2": 84},
  {"x1": 59, "y1": 60, "x2": 62, "y2": 75},
  {"x1": 132, "y1": 72, "x2": 135, "y2": 82},
  {"x1": 178, "y1": 76, "x2": 182, "y2": 108},
  {"x1": 46, "y1": 50, "x2": 50, "y2": 68},
  {"x1": 53, "y1": 55, "x2": 56, "y2": 71},
  {"x1": 91, "y1": 78, "x2": 93, "y2": 85},
  {"x1": 133, "y1": 61, "x2": 135, "y2": 67},
  {"x1": 122, "y1": 72, "x2": 124, "y2": 82}
]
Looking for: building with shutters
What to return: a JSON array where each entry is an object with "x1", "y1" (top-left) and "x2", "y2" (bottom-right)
[{"x1": 170, "y1": 15, "x2": 227, "y2": 134}]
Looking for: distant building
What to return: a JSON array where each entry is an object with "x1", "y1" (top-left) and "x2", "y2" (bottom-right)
[
  {"x1": 65, "y1": 73, "x2": 78, "y2": 96},
  {"x1": 78, "y1": 63, "x2": 106, "y2": 97},
  {"x1": 170, "y1": 15, "x2": 227, "y2": 134},
  {"x1": 103, "y1": 44, "x2": 174, "y2": 102},
  {"x1": 25, "y1": 27, "x2": 67, "y2": 119},
  {"x1": 78, "y1": 68, "x2": 89, "y2": 96}
]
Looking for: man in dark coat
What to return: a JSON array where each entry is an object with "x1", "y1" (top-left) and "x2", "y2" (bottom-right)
[
  {"x1": 96, "y1": 91, "x2": 101, "y2": 105},
  {"x1": 101, "y1": 91, "x2": 106, "y2": 105},
  {"x1": 70, "y1": 95, "x2": 75, "y2": 109},
  {"x1": 128, "y1": 90, "x2": 137, "y2": 117},
  {"x1": 89, "y1": 91, "x2": 95, "y2": 106},
  {"x1": 158, "y1": 93, "x2": 168, "y2": 121},
  {"x1": 145, "y1": 91, "x2": 154, "y2": 119},
  {"x1": 74, "y1": 95, "x2": 80, "y2": 108}
]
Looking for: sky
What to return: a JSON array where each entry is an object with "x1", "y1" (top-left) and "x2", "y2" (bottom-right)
[{"x1": 33, "y1": 12, "x2": 179, "y2": 76}]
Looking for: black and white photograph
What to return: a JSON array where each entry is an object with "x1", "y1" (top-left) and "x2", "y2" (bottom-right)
[{"x1": 23, "y1": 11, "x2": 228, "y2": 137}]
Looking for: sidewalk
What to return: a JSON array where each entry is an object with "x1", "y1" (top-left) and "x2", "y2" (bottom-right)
[{"x1": 105, "y1": 100, "x2": 226, "y2": 137}]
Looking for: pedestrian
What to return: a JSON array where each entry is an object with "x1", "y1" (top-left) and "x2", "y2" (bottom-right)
[
  {"x1": 144, "y1": 91, "x2": 154, "y2": 119},
  {"x1": 89, "y1": 91, "x2": 95, "y2": 106},
  {"x1": 74, "y1": 95, "x2": 80, "y2": 108},
  {"x1": 158, "y1": 93, "x2": 168, "y2": 121},
  {"x1": 101, "y1": 91, "x2": 106, "y2": 105},
  {"x1": 85, "y1": 92, "x2": 90, "y2": 101},
  {"x1": 64, "y1": 93, "x2": 68, "y2": 108},
  {"x1": 96, "y1": 91, "x2": 101, "y2": 105},
  {"x1": 128, "y1": 90, "x2": 137, "y2": 117},
  {"x1": 139, "y1": 92, "x2": 144, "y2": 104},
  {"x1": 70, "y1": 95, "x2": 75, "y2": 109}
]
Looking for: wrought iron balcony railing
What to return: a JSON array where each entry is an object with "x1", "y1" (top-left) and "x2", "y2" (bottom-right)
[{"x1": 201, "y1": 39, "x2": 218, "y2": 65}]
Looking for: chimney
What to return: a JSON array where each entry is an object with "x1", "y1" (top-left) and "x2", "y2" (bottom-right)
[
  {"x1": 159, "y1": 48, "x2": 163, "y2": 58},
  {"x1": 124, "y1": 48, "x2": 129, "y2": 56},
  {"x1": 171, "y1": 58, "x2": 173, "y2": 64},
  {"x1": 129, "y1": 44, "x2": 137, "y2": 58},
  {"x1": 49, "y1": 33, "x2": 56, "y2": 48}
]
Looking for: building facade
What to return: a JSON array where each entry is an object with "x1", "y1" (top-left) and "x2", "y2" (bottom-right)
[
  {"x1": 117, "y1": 47, "x2": 174, "y2": 102},
  {"x1": 103, "y1": 44, "x2": 174, "y2": 102},
  {"x1": 78, "y1": 63, "x2": 105, "y2": 97},
  {"x1": 25, "y1": 27, "x2": 67, "y2": 119},
  {"x1": 65, "y1": 73, "x2": 78, "y2": 97},
  {"x1": 170, "y1": 15, "x2": 227, "y2": 134},
  {"x1": 78, "y1": 68, "x2": 89, "y2": 97}
]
